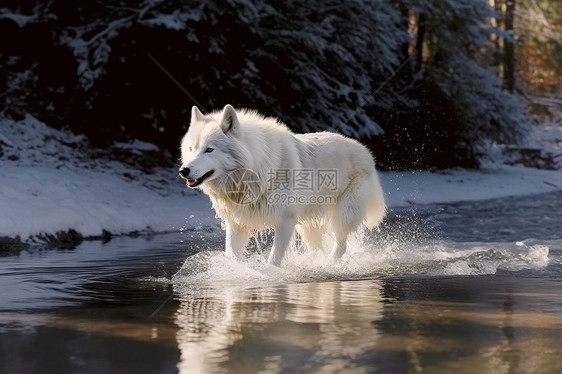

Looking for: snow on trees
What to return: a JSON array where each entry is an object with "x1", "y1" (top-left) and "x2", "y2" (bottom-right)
[{"x1": 0, "y1": 0, "x2": 539, "y2": 169}]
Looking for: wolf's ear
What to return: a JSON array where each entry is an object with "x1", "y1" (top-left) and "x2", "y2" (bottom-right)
[
  {"x1": 191, "y1": 106, "x2": 207, "y2": 123},
  {"x1": 220, "y1": 104, "x2": 240, "y2": 136}
]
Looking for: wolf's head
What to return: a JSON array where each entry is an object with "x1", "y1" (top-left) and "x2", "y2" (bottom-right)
[{"x1": 179, "y1": 104, "x2": 249, "y2": 189}]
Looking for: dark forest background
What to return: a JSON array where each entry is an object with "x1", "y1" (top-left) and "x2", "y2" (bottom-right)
[{"x1": 1, "y1": 0, "x2": 560, "y2": 169}]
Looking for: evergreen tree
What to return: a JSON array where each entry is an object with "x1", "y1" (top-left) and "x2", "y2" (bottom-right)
[
  {"x1": 0, "y1": 0, "x2": 531, "y2": 168},
  {"x1": 372, "y1": 0, "x2": 528, "y2": 168}
]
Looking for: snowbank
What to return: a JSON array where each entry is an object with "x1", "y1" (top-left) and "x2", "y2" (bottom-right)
[
  {"x1": 1, "y1": 115, "x2": 561, "y2": 243},
  {"x1": 0, "y1": 164, "x2": 215, "y2": 240},
  {"x1": 0, "y1": 115, "x2": 217, "y2": 243},
  {"x1": 382, "y1": 166, "x2": 562, "y2": 207}
]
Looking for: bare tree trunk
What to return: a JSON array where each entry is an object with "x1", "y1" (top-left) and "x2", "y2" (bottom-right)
[
  {"x1": 504, "y1": 0, "x2": 516, "y2": 92},
  {"x1": 415, "y1": 13, "x2": 426, "y2": 72},
  {"x1": 489, "y1": 0, "x2": 502, "y2": 67}
]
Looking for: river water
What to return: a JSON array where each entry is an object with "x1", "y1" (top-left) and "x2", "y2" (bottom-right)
[{"x1": 1, "y1": 191, "x2": 562, "y2": 373}]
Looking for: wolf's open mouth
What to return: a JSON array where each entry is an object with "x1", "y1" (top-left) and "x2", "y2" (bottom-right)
[{"x1": 186, "y1": 170, "x2": 214, "y2": 188}]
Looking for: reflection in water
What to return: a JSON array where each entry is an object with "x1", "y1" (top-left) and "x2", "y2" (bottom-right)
[
  {"x1": 175, "y1": 280, "x2": 385, "y2": 374},
  {"x1": 2, "y1": 187, "x2": 562, "y2": 373},
  {"x1": 174, "y1": 277, "x2": 562, "y2": 374},
  {"x1": 377, "y1": 277, "x2": 562, "y2": 374}
]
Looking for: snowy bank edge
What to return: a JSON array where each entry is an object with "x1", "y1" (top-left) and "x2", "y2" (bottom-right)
[
  {"x1": 1, "y1": 115, "x2": 561, "y2": 246},
  {"x1": 1, "y1": 164, "x2": 562, "y2": 247}
]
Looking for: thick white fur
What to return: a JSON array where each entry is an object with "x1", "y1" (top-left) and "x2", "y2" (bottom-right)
[{"x1": 180, "y1": 105, "x2": 386, "y2": 266}]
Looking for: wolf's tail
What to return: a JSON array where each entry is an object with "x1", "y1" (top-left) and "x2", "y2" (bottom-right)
[{"x1": 365, "y1": 172, "x2": 386, "y2": 229}]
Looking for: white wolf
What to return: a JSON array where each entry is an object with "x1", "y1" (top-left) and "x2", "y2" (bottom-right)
[{"x1": 179, "y1": 105, "x2": 386, "y2": 266}]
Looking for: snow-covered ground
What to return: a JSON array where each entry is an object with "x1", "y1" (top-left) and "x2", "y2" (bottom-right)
[{"x1": 1, "y1": 115, "x2": 561, "y2": 244}]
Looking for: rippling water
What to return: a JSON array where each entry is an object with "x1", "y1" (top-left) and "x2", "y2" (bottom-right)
[{"x1": 1, "y1": 192, "x2": 562, "y2": 373}]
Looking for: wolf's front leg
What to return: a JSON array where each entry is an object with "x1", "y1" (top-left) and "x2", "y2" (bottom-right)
[
  {"x1": 268, "y1": 218, "x2": 297, "y2": 266},
  {"x1": 225, "y1": 222, "x2": 250, "y2": 260}
]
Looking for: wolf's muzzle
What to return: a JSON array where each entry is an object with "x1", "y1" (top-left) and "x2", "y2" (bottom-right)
[{"x1": 179, "y1": 167, "x2": 190, "y2": 179}]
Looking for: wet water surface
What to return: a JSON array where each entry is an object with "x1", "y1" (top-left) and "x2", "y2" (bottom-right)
[{"x1": 1, "y1": 192, "x2": 562, "y2": 373}]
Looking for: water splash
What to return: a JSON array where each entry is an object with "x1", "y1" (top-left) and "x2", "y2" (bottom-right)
[
  {"x1": 438, "y1": 240, "x2": 550, "y2": 276},
  {"x1": 172, "y1": 227, "x2": 553, "y2": 292}
]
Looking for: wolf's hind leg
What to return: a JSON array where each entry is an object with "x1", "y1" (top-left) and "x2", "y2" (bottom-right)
[
  {"x1": 299, "y1": 223, "x2": 324, "y2": 252},
  {"x1": 329, "y1": 235, "x2": 348, "y2": 260},
  {"x1": 328, "y1": 175, "x2": 370, "y2": 260}
]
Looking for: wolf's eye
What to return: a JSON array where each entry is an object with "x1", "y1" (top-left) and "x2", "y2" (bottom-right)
[
  {"x1": 204, "y1": 147, "x2": 214, "y2": 153},
  {"x1": 188, "y1": 147, "x2": 193, "y2": 152}
]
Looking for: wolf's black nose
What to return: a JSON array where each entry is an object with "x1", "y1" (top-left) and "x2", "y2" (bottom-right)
[{"x1": 179, "y1": 167, "x2": 190, "y2": 179}]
